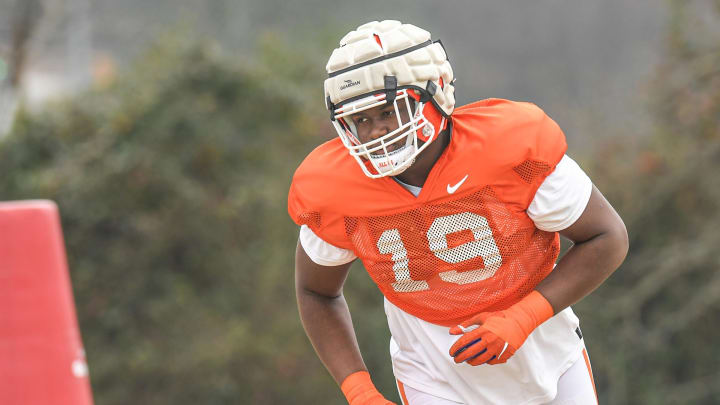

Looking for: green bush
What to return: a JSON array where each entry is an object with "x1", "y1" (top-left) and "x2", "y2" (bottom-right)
[
  {"x1": 576, "y1": 2, "x2": 720, "y2": 403},
  {"x1": 0, "y1": 38, "x2": 396, "y2": 404}
]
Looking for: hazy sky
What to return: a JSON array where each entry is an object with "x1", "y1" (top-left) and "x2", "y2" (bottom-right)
[{"x1": 6, "y1": 0, "x2": 667, "y2": 150}]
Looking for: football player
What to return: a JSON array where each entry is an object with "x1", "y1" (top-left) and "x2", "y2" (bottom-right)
[{"x1": 289, "y1": 20, "x2": 628, "y2": 405}]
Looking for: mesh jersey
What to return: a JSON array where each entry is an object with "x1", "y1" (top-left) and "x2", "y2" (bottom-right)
[{"x1": 288, "y1": 99, "x2": 567, "y2": 326}]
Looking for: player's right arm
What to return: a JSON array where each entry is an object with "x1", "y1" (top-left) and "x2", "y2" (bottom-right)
[{"x1": 295, "y1": 240, "x2": 394, "y2": 405}]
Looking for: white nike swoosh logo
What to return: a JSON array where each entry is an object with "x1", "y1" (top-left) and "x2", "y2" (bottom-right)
[{"x1": 447, "y1": 174, "x2": 469, "y2": 194}]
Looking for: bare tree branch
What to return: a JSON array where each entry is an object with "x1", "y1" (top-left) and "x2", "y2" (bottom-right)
[
  {"x1": 644, "y1": 264, "x2": 720, "y2": 345},
  {"x1": 8, "y1": 0, "x2": 43, "y2": 88},
  {"x1": 605, "y1": 225, "x2": 720, "y2": 317}
]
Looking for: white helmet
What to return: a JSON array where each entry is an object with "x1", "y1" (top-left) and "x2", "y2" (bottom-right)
[{"x1": 324, "y1": 20, "x2": 456, "y2": 178}]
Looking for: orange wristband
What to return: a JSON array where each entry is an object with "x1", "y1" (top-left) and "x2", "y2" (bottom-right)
[
  {"x1": 341, "y1": 371, "x2": 389, "y2": 405},
  {"x1": 508, "y1": 290, "x2": 555, "y2": 333}
]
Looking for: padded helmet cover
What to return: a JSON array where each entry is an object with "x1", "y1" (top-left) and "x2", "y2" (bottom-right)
[{"x1": 324, "y1": 20, "x2": 455, "y2": 116}]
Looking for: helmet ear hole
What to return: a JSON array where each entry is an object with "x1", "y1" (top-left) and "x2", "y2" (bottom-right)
[{"x1": 416, "y1": 102, "x2": 446, "y2": 143}]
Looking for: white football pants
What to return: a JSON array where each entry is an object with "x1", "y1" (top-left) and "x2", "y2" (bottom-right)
[{"x1": 396, "y1": 348, "x2": 597, "y2": 405}]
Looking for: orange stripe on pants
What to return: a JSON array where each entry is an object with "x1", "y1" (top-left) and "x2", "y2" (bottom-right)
[
  {"x1": 582, "y1": 348, "x2": 598, "y2": 404},
  {"x1": 396, "y1": 379, "x2": 410, "y2": 405}
]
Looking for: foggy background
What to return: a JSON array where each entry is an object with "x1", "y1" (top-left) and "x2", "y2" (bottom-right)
[
  {"x1": 2, "y1": 0, "x2": 665, "y2": 143},
  {"x1": 1, "y1": 0, "x2": 719, "y2": 404}
]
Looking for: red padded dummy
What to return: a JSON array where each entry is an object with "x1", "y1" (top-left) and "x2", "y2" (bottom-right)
[{"x1": 0, "y1": 200, "x2": 94, "y2": 405}]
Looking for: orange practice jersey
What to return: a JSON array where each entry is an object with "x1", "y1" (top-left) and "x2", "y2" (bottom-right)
[{"x1": 288, "y1": 99, "x2": 567, "y2": 326}]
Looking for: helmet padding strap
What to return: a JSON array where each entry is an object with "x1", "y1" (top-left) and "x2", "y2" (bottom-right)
[
  {"x1": 420, "y1": 81, "x2": 437, "y2": 103},
  {"x1": 384, "y1": 76, "x2": 397, "y2": 105}
]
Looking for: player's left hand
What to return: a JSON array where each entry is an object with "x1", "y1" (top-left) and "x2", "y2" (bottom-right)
[
  {"x1": 448, "y1": 291, "x2": 555, "y2": 366},
  {"x1": 448, "y1": 311, "x2": 524, "y2": 365}
]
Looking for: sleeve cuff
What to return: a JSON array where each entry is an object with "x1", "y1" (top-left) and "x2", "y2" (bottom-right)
[
  {"x1": 528, "y1": 155, "x2": 593, "y2": 232},
  {"x1": 539, "y1": 176, "x2": 592, "y2": 232},
  {"x1": 299, "y1": 225, "x2": 357, "y2": 266}
]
